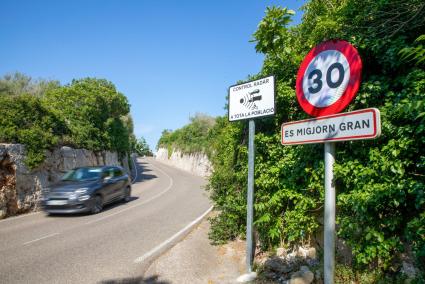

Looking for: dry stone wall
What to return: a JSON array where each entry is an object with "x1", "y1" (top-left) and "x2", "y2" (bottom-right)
[
  {"x1": 0, "y1": 144, "x2": 129, "y2": 219},
  {"x1": 155, "y1": 147, "x2": 212, "y2": 177}
]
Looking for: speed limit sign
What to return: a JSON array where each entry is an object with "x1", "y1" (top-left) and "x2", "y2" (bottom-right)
[{"x1": 296, "y1": 40, "x2": 362, "y2": 117}]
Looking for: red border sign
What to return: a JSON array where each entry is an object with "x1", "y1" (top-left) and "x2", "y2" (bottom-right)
[
  {"x1": 281, "y1": 108, "x2": 380, "y2": 145},
  {"x1": 296, "y1": 40, "x2": 362, "y2": 117}
]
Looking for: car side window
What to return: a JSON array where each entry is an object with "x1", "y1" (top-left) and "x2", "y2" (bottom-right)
[
  {"x1": 113, "y1": 168, "x2": 123, "y2": 177},
  {"x1": 102, "y1": 168, "x2": 114, "y2": 179}
]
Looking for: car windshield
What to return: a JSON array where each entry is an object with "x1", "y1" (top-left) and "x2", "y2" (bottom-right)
[{"x1": 61, "y1": 167, "x2": 103, "y2": 181}]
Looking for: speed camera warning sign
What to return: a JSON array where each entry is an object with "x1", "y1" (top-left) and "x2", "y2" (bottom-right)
[
  {"x1": 228, "y1": 75, "x2": 275, "y2": 121},
  {"x1": 296, "y1": 40, "x2": 362, "y2": 117}
]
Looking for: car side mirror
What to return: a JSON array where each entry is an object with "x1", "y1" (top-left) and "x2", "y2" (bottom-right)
[{"x1": 103, "y1": 176, "x2": 112, "y2": 183}]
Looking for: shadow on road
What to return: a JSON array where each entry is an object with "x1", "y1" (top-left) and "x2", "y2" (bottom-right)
[
  {"x1": 100, "y1": 275, "x2": 170, "y2": 284},
  {"x1": 133, "y1": 161, "x2": 157, "y2": 184}
]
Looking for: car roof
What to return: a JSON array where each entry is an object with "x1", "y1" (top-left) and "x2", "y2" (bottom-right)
[{"x1": 72, "y1": 165, "x2": 124, "y2": 170}]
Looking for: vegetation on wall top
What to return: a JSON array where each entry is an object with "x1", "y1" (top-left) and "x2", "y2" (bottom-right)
[
  {"x1": 0, "y1": 73, "x2": 136, "y2": 168},
  {"x1": 157, "y1": 113, "x2": 216, "y2": 157}
]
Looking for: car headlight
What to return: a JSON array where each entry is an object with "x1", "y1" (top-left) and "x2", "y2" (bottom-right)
[
  {"x1": 41, "y1": 188, "x2": 50, "y2": 200},
  {"x1": 75, "y1": 188, "x2": 88, "y2": 195},
  {"x1": 78, "y1": 195, "x2": 91, "y2": 201},
  {"x1": 69, "y1": 188, "x2": 89, "y2": 200}
]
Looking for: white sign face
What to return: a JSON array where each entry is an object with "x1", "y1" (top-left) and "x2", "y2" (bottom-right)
[
  {"x1": 302, "y1": 50, "x2": 350, "y2": 108},
  {"x1": 281, "y1": 108, "x2": 381, "y2": 145},
  {"x1": 228, "y1": 75, "x2": 275, "y2": 121},
  {"x1": 296, "y1": 40, "x2": 362, "y2": 117}
]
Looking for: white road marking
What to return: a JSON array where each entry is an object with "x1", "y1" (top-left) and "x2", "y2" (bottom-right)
[
  {"x1": 23, "y1": 233, "x2": 60, "y2": 245},
  {"x1": 134, "y1": 206, "x2": 213, "y2": 264},
  {"x1": 85, "y1": 161, "x2": 174, "y2": 225}
]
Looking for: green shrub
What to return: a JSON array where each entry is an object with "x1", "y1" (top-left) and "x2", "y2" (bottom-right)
[
  {"x1": 157, "y1": 113, "x2": 216, "y2": 156},
  {"x1": 0, "y1": 94, "x2": 63, "y2": 168},
  {"x1": 0, "y1": 75, "x2": 134, "y2": 168},
  {"x1": 207, "y1": 0, "x2": 425, "y2": 277}
]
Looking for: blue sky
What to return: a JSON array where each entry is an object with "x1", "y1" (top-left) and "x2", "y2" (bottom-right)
[{"x1": 0, "y1": 0, "x2": 304, "y2": 151}]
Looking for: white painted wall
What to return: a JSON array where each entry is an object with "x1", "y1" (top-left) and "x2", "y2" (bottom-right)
[{"x1": 155, "y1": 147, "x2": 212, "y2": 177}]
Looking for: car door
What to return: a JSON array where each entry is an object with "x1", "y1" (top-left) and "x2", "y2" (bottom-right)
[
  {"x1": 100, "y1": 167, "x2": 118, "y2": 203},
  {"x1": 111, "y1": 167, "x2": 126, "y2": 199}
]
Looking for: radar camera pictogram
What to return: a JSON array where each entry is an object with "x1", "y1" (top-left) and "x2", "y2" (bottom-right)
[{"x1": 240, "y1": 89, "x2": 262, "y2": 110}]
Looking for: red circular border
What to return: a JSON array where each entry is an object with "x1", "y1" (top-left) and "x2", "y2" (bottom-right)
[{"x1": 295, "y1": 40, "x2": 362, "y2": 117}]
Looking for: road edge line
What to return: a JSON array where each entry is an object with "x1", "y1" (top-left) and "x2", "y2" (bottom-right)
[
  {"x1": 134, "y1": 205, "x2": 213, "y2": 264},
  {"x1": 23, "y1": 232, "x2": 60, "y2": 245}
]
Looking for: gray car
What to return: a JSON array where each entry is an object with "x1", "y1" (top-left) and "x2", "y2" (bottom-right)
[{"x1": 41, "y1": 166, "x2": 132, "y2": 214}]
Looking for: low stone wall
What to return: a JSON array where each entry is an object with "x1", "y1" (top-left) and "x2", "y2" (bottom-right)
[
  {"x1": 155, "y1": 148, "x2": 212, "y2": 177},
  {"x1": 0, "y1": 144, "x2": 129, "y2": 219}
]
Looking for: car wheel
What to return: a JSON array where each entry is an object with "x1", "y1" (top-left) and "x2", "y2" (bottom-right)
[
  {"x1": 123, "y1": 187, "x2": 131, "y2": 203},
  {"x1": 91, "y1": 195, "x2": 103, "y2": 214}
]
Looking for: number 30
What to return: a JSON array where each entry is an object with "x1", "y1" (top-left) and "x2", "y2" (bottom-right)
[{"x1": 308, "y1": 62, "x2": 345, "y2": 94}]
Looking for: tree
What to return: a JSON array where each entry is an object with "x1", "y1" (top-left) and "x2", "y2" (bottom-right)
[
  {"x1": 156, "y1": 113, "x2": 216, "y2": 155},
  {"x1": 0, "y1": 72, "x2": 60, "y2": 97},
  {"x1": 134, "y1": 137, "x2": 152, "y2": 156},
  {"x1": 0, "y1": 74, "x2": 135, "y2": 168},
  {"x1": 43, "y1": 78, "x2": 131, "y2": 154}
]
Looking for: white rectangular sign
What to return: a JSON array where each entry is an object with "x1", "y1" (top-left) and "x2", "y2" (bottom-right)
[
  {"x1": 281, "y1": 108, "x2": 381, "y2": 145},
  {"x1": 228, "y1": 75, "x2": 275, "y2": 121}
]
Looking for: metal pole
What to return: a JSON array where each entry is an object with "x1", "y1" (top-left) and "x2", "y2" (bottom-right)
[
  {"x1": 324, "y1": 142, "x2": 335, "y2": 284},
  {"x1": 246, "y1": 119, "x2": 255, "y2": 273}
]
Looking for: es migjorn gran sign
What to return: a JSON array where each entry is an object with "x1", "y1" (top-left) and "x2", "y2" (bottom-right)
[{"x1": 282, "y1": 108, "x2": 381, "y2": 145}]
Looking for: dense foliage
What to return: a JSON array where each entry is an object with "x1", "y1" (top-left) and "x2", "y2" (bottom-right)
[
  {"x1": 157, "y1": 113, "x2": 216, "y2": 156},
  {"x1": 0, "y1": 73, "x2": 135, "y2": 168},
  {"x1": 206, "y1": 0, "x2": 425, "y2": 280},
  {"x1": 134, "y1": 137, "x2": 153, "y2": 157}
]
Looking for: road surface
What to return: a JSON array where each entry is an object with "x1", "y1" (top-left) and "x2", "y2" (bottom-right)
[{"x1": 0, "y1": 157, "x2": 211, "y2": 283}]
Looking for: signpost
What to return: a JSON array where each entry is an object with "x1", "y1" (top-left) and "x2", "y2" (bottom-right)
[
  {"x1": 228, "y1": 75, "x2": 275, "y2": 276},
  {"x1": 282, "y1": 40, "x2": 378, "y2": 284}
]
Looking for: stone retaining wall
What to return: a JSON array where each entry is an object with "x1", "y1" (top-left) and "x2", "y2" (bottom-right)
[
  {"x1": 0, "y1": 144, "x2": 130, "y2": 219},
  {"x1": 155, "y1": 147, "x2": 212, "y2": 177}
]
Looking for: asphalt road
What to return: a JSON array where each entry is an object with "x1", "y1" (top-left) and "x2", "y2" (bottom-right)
[{"x1": 0, "y1": 157, "x2": 211, "y2": 284}]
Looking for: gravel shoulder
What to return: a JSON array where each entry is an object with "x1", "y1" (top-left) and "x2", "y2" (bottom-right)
[{"x1": 145, "y1": 214, "x2": 246, "y2": 284}]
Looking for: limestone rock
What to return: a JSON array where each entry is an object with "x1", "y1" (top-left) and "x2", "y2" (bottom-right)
[
  {"x1": 297, "y1": 247, "x2": 308, "y2": 258},
  {"x1": 286, "y1": 250, "x2": 298, "y2": 262},
  {"x1": 155, "y1": 147, "x2": 212, "y2": 177},
  {"x1": 307, "y1": 247, "x2": 316, "y2": 259},
  {"x1": 236, "y1": 272, "x2": 257, "y2": 283},
  {"x1": 289, "y1": 267, "x2": 314, "y2": 284},
  {"x1": 264, "y1": 257, "x2": 293, "y2": 274},
  {"x1": 276, "y1": 247, "x2": 287, "y2": 258},
  {"x1": 402, "y1": 261, "x2": 416, "y2": 279},
  {"x1": 156, "y1": 148, "x2": 168, "y2": 160}
]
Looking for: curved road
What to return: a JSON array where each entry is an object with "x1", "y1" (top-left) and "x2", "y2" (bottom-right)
[{"x1": 0, "y1": 158, "x2": 211, "y2": 283}]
